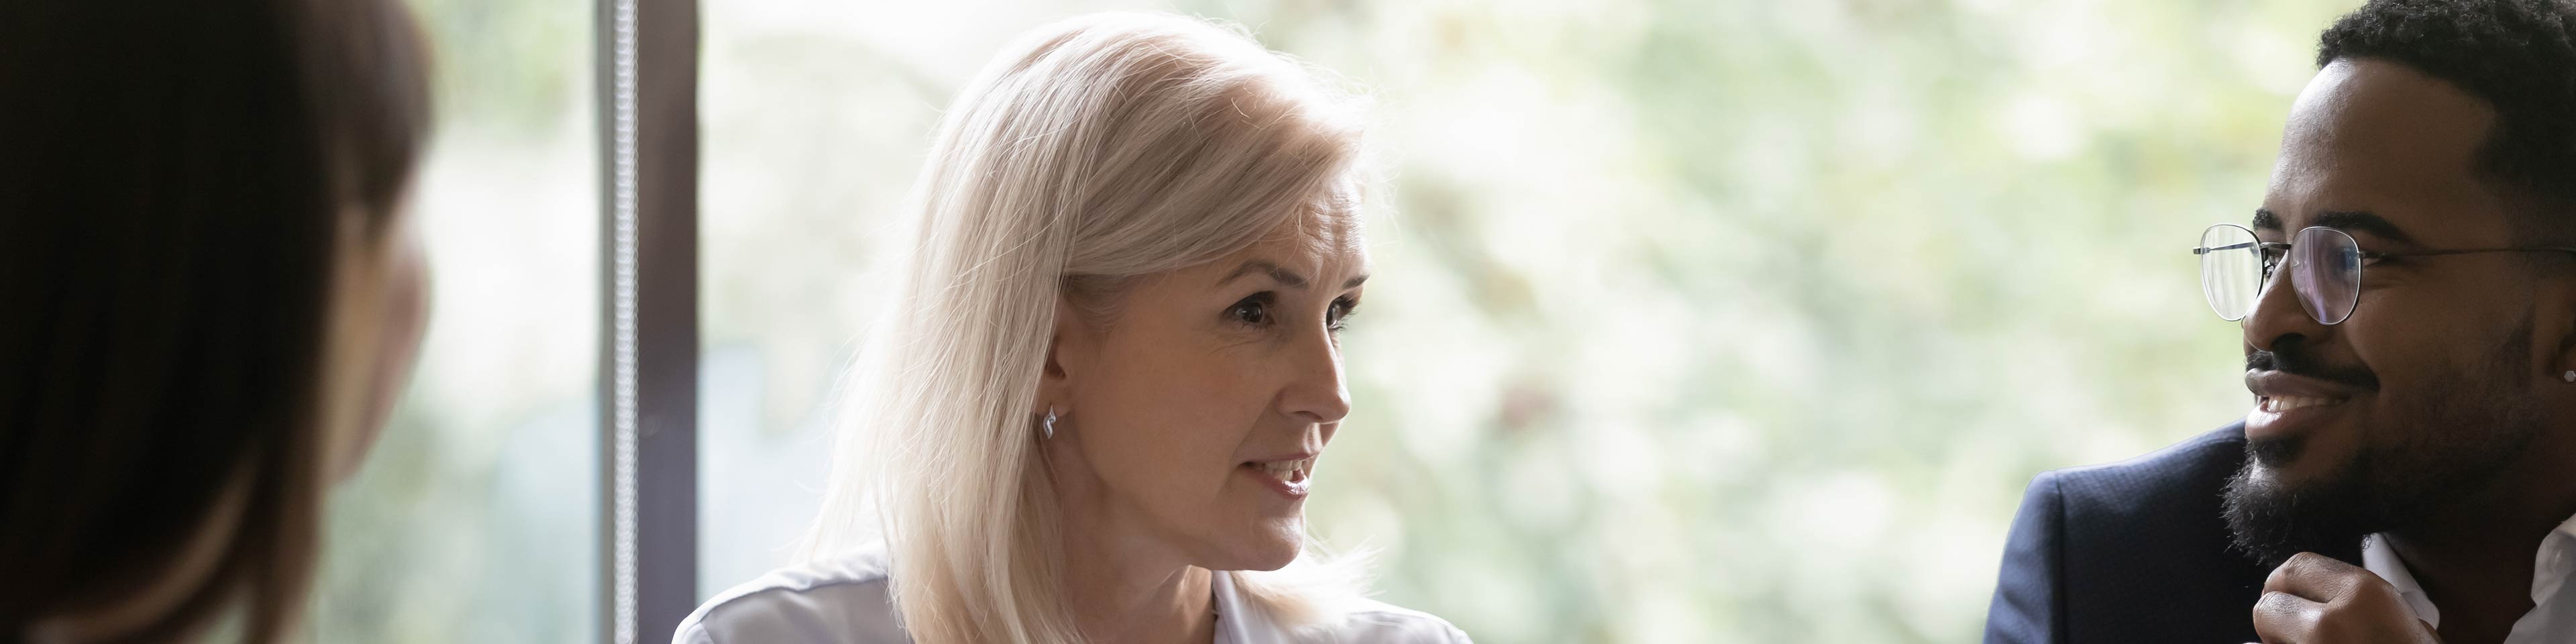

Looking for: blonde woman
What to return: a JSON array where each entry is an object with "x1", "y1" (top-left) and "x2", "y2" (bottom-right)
[{"x1": 677, "y1": 11, "x2": 1466, "y2": 644}]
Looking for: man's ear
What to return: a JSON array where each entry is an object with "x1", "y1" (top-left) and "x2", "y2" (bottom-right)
[
  {"x1": 2547, "y1": 276, "x2": 2576, "y2": 383},
  {"x1": 1034, "y1": 299, "x2": 1086, "y2": 417}
]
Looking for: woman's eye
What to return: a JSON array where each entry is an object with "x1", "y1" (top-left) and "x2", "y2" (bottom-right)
[
  {"x1": 1227, "y1": 295, "x2": 1273, "y2": 326},
  {"x1": 1326, "y1": 297, "x2": 1358, "y2": 333}
]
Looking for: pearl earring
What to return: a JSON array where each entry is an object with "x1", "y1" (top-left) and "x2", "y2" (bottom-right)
[
  {"x1": 1042, "y1": 407, "x2": 1058, "y2": 439},
  {"x1": 2563, "y1": 370, "x2": 2575, "y2": 383}
]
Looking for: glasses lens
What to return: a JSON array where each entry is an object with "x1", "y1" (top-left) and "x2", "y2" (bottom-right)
[
  {"x1": 2289, "y1": 227, "x2": 2363, "y2": 325},
  {"x1": 2199, "y1": 225, "x2": 2263, "y2": 321}
]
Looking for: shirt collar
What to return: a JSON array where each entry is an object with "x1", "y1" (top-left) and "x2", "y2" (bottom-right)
[
  {"x1": 2528, "y1": 515, "x2": 2576, "y2": 609},
  {"x1": 2361, "y1": 513, "x2": 2576, "y2": 630},
  {"x1": 1210, "y1": 570, "x2": 1283, "y2": 644},
  {"x1": 2363, "y1": 533, "x2": 2445, "y2": 627}
]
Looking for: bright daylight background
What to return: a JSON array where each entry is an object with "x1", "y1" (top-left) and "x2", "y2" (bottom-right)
[
  {"x1": 309, "y1": 0, "x2": 2365, "y2": 642},
  {"x1": 312, "y1": 0, "x2": 599, "y2": 641}
]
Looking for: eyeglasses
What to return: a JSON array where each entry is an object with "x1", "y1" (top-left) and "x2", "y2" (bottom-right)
[{"x1": 2193, "y1": 223, "x2": 2576, "y2": 325}]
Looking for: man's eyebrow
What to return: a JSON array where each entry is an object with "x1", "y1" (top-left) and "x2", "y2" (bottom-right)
[
  {"x1": 1342, "y1": 274, "x2": 1368, "y2": 290},
  {"x1": 2311, "y1": 210, "x2": 2416, "y2": 244},
  {"x1": 2249, "y1": 209, "x2": 2416, "y2": 244},
  {"x1": 1218, "y1": 260, "x2": 1307, "y2": 288}
]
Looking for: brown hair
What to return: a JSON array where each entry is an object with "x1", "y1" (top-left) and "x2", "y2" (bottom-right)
[{"x1": 0, "y1": 0, "x2": 431, "y2": 641}]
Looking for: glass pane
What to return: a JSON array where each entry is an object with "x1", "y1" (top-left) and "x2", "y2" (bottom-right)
[
  {"x1": 696, "y1": 0, "x2": 914, "y2": 596},
  {"x1": 309, "y1": 0, "x2": 598, "y2": 640}
]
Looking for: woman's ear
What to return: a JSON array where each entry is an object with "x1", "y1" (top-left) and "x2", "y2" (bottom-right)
[
  {"x1": 343, "y1": 221, "x2": 429, "y2": 480},
  {"x1": 1034, "y1": 299, "x2": 1086, "y2": 417}
]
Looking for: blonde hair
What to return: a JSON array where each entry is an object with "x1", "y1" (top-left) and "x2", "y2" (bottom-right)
[{"x1": 801, "y1": 12, "x2": 1371, "y2": 643}]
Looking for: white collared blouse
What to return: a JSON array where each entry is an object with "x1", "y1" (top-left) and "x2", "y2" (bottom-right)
[{"x1": 674, "y1": 545, "x2": 1470, "y2": 644}]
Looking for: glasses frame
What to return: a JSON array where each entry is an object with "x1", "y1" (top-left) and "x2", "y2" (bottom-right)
[{"x1": 2192, "y1": 223, "x2": 2576, "y2": 325}]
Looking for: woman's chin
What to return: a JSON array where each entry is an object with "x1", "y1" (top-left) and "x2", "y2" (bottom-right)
[{"x1": 1211, "y1": 516, "x2": 1305, "y2": 571}]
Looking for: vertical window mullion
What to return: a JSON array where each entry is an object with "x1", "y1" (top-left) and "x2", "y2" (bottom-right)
[{"x1": 598, "y1": 0, "x2": 698, "y2": 641}]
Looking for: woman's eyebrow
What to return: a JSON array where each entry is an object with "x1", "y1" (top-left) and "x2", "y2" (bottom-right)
[
  {"x1": 1218, "y1": 259, "x2": 1308, "y2": 288},
  {"x1": 1218, "y1": 259, "x2": 1368, "y2": 290}
]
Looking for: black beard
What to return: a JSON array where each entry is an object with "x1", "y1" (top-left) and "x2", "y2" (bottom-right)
[
  {"x1": 2219, "y1": 447, "x2": 2379, "y2": 567},
  {"x1": 2220, "y1": 321, "x2": 2544, "y2": 568}
]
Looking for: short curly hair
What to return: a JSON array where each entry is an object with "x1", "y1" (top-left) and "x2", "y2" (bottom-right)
[{"x1": 2318, "y1": 0, "x2": 2576, "y2": 221}]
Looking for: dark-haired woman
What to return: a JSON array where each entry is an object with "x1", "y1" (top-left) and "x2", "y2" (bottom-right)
[{"x1": 0, "y1": 0, "x2": 435, "y2": 641}]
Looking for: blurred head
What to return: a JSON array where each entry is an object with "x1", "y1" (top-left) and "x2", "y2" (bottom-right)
[
  {"x1": 0, "y1": 0, "x2": 433, "y2": 639},
  {"x1": 2221, "y1": 0, "x2": 2576, "y2": 566},
  {"x1": 801, "y1": 11, "x2": 1368, "y2": 643}
]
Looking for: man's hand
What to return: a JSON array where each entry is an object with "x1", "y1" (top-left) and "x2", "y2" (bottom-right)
[{"x1": 2251, "y1": 551, "x2": 2441, "y2": 644}]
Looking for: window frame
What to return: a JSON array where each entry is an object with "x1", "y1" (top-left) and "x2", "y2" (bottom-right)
[{"x1": 595, "y1": 0, "x2": 700, "y2": 641}]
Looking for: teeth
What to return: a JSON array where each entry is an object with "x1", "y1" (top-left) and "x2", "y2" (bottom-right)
[
  {"x1": 1256, "y1": 458, "x2": 1313, "y2": 483},
  {"x1": 2261, "y1": 396, "x2": 2342, "y2": 413}
]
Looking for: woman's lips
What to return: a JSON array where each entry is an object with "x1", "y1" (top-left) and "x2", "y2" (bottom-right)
[{"x1": 1239, "y1": 456, "x2": 1314, "y2": 498}]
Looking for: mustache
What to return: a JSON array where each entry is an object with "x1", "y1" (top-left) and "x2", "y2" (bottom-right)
[{"x1": 2246, "y1": 339, "x2": 2381, "y2": 392}]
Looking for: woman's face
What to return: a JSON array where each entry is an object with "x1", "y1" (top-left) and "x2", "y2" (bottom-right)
[
  {"x1": 321, "y1": 203, "x2": 431, "y2": 481},
  {"x1": 1046, "y1": 211, "x2": 1368, "y2": 572}
]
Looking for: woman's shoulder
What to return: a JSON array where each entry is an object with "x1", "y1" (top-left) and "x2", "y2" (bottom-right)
[
  {"x1": 1295, "y1": 597, "x2": 1472, "y2": 644},
  {"x1": 672, "y1": 544, "x2": 906, "y2": 644}
]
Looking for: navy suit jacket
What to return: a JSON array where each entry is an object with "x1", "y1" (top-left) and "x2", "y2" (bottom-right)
[{"x1": 1982, "y1": 423, "x2": 2359, "y2": 644}]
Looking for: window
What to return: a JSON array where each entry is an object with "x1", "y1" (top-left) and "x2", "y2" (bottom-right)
[{"x1": 311, "y1": 0, "x2": 600, "y2": 641}]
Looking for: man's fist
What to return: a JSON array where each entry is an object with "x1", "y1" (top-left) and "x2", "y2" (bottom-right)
[{"x1": 2251, "y1": 551, "x2": 2441, "y2": 644}]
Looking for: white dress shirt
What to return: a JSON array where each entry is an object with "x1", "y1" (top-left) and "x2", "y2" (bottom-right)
[
  {"x1": 2361, "y1": 513, "x2": 2576, "y2": 643},
  {"x1": 675, "y1": 544, "x2": 1470, "y2": 644}
]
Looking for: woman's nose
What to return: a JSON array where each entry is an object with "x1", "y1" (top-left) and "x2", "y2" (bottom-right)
[{"x1": 1279, "y1": 328, "x2": 1352, "y2": 425}]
